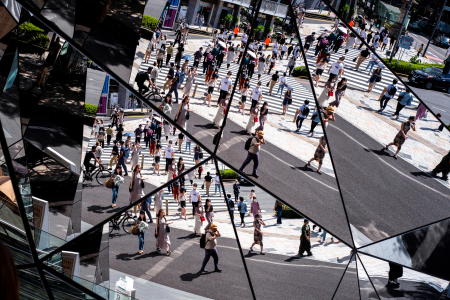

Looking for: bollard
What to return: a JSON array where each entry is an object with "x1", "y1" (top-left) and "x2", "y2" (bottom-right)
[
  {"x1": 141, "y1": 154, "x2": 144, "y2": 169},
  {"x1": 192, "y1": 83, "x2": 197, "y2": 98}
]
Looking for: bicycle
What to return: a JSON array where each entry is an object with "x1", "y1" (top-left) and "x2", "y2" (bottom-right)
[
  {"x1": 82, "y1": 164, "x2": 112, "y2": 185},
  {"x1": 109, "y1": 211, "x2": 136, "y2": 235},
  {"x1": 144, "y1": 86, "x2": 163, "y2": 103}
]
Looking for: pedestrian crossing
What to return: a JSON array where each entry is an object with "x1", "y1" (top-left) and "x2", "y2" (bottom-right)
[
  {"x1": 138, "y1": 46, "x2": 316, "y2": 118},
  {"x1": 86, "y1": 123, "x2": 228, "y2": 212},
  {"x1": 299, "y1": 30, "x2": 420, "y2": 108}
]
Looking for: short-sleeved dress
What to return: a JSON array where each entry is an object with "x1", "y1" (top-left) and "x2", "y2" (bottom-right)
[
  {"x1": 253, "y1": 219, "x2": 263, "y2": 244},
  {"x1": 314, "y1": 144, "x2": 326, "y2": 163},
  {"x1": 156, "y1": 217, "x2": 171, "y2": 252},
  {"x1": 394, "y1": 121, "x2": 412, "y2": 146}
]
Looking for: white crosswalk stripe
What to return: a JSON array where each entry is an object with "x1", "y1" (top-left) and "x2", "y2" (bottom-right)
[
  {"x1": 138, "y1": 48, "x2": 316, "y2": 117},
  {"x1": 300, "y1": 33, "x2": 420, "y2": 106},
  {"x1": 86, "y1": 128, "x2": 228, "y2": 212}
]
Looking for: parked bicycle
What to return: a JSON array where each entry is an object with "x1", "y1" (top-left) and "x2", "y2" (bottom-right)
[
  {"x1": 82, "y1": 164, "x2": 111, "y2": 185},
  {"x1": 109, "y1": 211, "x2": 136, "y2": 235}
]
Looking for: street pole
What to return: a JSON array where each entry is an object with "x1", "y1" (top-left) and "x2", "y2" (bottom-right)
[
  {"x1": 422, "y1": 0, "x2": 447, "y2": 57},
  {"x1": 389, "y1": 0, "x2": 413, "y2": 62}
]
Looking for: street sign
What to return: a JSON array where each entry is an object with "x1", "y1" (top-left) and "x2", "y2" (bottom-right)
[{"x1": 399, "y1": 35, "x2": 414, "y2": 49}]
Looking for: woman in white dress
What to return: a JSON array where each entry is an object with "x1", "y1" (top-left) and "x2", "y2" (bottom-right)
[
  {"x1": 130, "y1": 143, "x2": 141, "y2": 171},
  {"x1": 246, "y1": 105, "x2": 259, "y2": 134},
  {"x1": 194, "y1": 199, "x2": 204, "y2": 236},
  {"x1": 183, "y1": 68, "x2": 196, "y2": 98},
  {"x1": 226, "y1": 46, "x2": 235, "y2": 69},
  {"x1": 155, "y1": 209, "x2": 172, "y2": 255},
  {"x1": 213, "y1": 99, "x2": 227, "y2": 127}
]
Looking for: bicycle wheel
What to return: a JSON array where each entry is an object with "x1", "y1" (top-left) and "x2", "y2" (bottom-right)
[
  {"x1": 122, "y1": 217, "x2": 136, "y2": 233},
  {"x1": 147, "y1": 92, "x2": 163, "y2": 103},
  {"x1": 96, "y1": 169, "x2": 111, "y2": 185}
]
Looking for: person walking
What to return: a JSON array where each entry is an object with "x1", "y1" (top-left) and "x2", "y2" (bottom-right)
[
  {"x1": 250, "y1": 214, "x2": 265, "y2": 254},
  {"x1": 378, "y1": 79, "x2": 398, "y2": 113},
  {"x1": 155, "y1": 209, "x2": 172, "y2": 255},
  {"x1": 306, "y1": 136, "x2": 328, "y2": 174},
  {"x1": 203, "y1": 172, "x2": 213, "y2": 196},
  {"x1": 392, "y1": 88, "x2": 413, "y2": 119},
  {"x1": 298, "y1": 219, "x2": 312, "y2": 256},
  {"x1": 204, "y1": 199, "x2": 214, "y2": 225},
  {"x1": 282, "y1": 89, "x2": 293, "y2": 116},
  {"x1": 199, "y1": 224, "x2": 222, "y2": 273},
  {"x1": 239, "y1": 130, "x2": 265, "y2": 178},
  {"x1": 174, "y1": 96, "x2": 190, "y2": 131},
  {"x1": 308, "y1": 110, "x2": 321, "y2": 137},
  {"x1": 259, "y1": 102, "x2": 269, "y2": 130},
  {"x1": 129, "y1": 165, "x2": 145, "y2": 216},
  {"x1": 277, "y1": 72, "x2": 287, "y2": 95},
  {"x1": 183, "y1": 68, "x2": 195, "y2": 99},
  {"x1": 354, "y1": 48, "x2": 370, "y2": 71},
  {"x1": 268, "y1": 71, "x2": 279, "y2": 95},
  {"x1": 431, "y1": 151, "x2": 450, "y2": 181},
  {"x1": 232, "y1": 179, "x2": 240, "y2": 202},
  {"x1": 330, "y1": 78, "x2": 347, "y2": 108},
  {"x1": 313, "y1": 55, "x2": 330, "y2": 86},
  {"x1": 130, "y1": 143, "x2": 141, "y2": 172},
  {"x1": 190, "y1": 183, "x2": 201, "y2": 216},
  {"x1": 164, "y1": 140, "x2": 175, "y2": 174},
  {"x1": 274, "y1": 200, "x2": 283, "y2": 224},
  {"x1": 250, "y1": 196, "x2": 261, "y2": 218},
  {"x1": 237, "y1": 197, "x2": 248, "y2": 227},
  {"x1": 214, "y1": 173, "x2": 221, "y2": 194},
  {"x1": 294, "y1": 100, "x2": 310, "y2": 132},
  {"x1": 136, "y1": 211, "x2": 148, "y2": 255},
  {"x1": 111, "y1": 166, "x2": 124, "y2": 208},
  {"x1": 141, "y1": 195, "x2": 153, "y2": 223},
  {"x1": 226, "y1": 194, "x2": 235, "y2": 224},
  {"x1": 367, "y1": 67, "x2": 382, "y2": 93},
  {"x1": 194, "y1": 199, "x2": 204, "y2": 236},
  {"x1": 109, "y1": 141, "x2": 119, "y2": 170},
  {"x1": 246, "y1": 105, "x2": 259, "y2": 134},
  {"x1": 106, "y1": 126, "x2": 114, "y2": 146},
  {"x1": 382, "y1": 116, "x2": 416, "y2": 159}
]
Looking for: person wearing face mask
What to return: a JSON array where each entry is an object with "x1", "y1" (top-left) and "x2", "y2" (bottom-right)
[
  {"x1": 189, "y1": 183, "x2": 202, "y2": 216},
  {"x1": 218, "y1": 71, "x2": 233, "y2": 104}
]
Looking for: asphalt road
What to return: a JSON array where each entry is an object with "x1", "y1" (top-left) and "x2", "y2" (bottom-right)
[
  {"x1": 409, "y1": 32, "x2": 448, "y2": 61},
  {"x1": 402, "y1": 77, "x2": 450, "y2": 124},
  {"x1": 326, "y1": 116, "x2": 450, "y2": 245},
  {"x1": 108, "y1": 226, "x2": 356, "y2": 300}
]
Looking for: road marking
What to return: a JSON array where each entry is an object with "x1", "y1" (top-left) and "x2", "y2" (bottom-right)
[
  {"x1": 261, "y1": 149, "x2": 339, "y2": 192},
  {"x1": 219, "y1": 133, "x2": 339, "y2": 191},
  {"x1": 141, "y1": 239, "x2": 196, "y2": 281},
  {"x1": 330, "y1": 124, "x2": 449, "y2": 197},
  {"x1": 246, "y1": 257, "x2": 355, "y2": 270}
]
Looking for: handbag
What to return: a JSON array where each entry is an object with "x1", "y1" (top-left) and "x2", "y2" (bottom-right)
[
  {"x1": 201, "y1": 184, "x2": 205, "y2": 189},
  {"x1": 141, "y1": 180, "x2": 145, "y2": 188},
  {"x1": 200, "y1": 216, "x2": 206, "y2": 222},
  {"x1": 328, "y1": 90, "x2": 334, "y2": 97},
  {"x1": 129, "y1": 181, "x2": 133, "y2": 192},
  {"x1": 352, "y1": 57, "x2": 357, "y2": 62},
  {"x1": 165, "y1": 225, "x2": 171, "y2": 233},
  {"x1": 131, "y1": 224, "x2": 139, "y2": 235},
  {"x1": 104, "y1": 176, "x2": 114, "y2": 189},
  {"x1": 253, "y1": 116, "x2": 259, "y2": 123},
  {"x1": 186, "y1": 111, "x2": 190, "y2": 120}
]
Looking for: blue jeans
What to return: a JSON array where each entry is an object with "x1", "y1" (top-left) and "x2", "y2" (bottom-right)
[
  {"x1": 201, "y1": 249, "x2": 219, "y2": 270},
  {"x1": 321, "y1": 231, "x2": 327, "y2": 242},
  {"x1": 138, "y1": 232, "x2": 145, "y2": 251},
  {"x1": 167, "y1": 84, "x2": 179, "y2": 102},
  {"x1": 215, "y1": 183, "x2": 221, "y2": 194},
  {"x1": 239, "y1": 152, "x2": 259, "y2": 175},
  {"x1": 277, "y1": 83, "x2": 285, "y2": 94},
  {"x1": 365, "y1": 60, "x2": 376, "y2": 72},
  {"x1": 185, "y1": 141, "x2": 191, "y2": 152},
  {"x1": 112, "y1": 186, "x2": 119, "y2": 204},
  {"x1": 276, "y1": 207, "x2": 282, "y2": 224}
]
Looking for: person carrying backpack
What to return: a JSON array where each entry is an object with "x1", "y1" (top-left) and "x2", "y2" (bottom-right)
[
  {"x1": 239, "y1": 130, "x2": 265, "y2": 178},
  {"x1": 393, "y1": 88, "x2": 413, "y2": 119},
  {"x1": 198, "y1": 224, "x2": 221, "y2": 273},
  {"x1": 294, "y1": 100, "x2": 310, "y2": 132},
  {"x1": 135, "y1": 68, "x2": 151, "y2": 94},
  {"x1": 378, "y1": 79, "x2": 398, "y2": 113}
]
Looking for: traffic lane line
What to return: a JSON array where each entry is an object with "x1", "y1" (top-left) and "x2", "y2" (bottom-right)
[{"x1": 329, "y1": 123, "x2": 449, "y2": 197}]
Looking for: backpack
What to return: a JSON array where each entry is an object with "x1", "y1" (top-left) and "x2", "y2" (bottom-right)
[
  {"x1": 135, "y1": 71, "x2": 147, "y2": 84},
  {"x1": 199, "y1": 233, "x2": 207, "y2": 248},
  {"x1": 244, "y1": 137, "x2": 253, "y2": 151},
  {"x1": 388, "y1": 85, "x2": 397, "y2": 96},
  {"x1": 301, "y1": 105, "x2": 310, "y2": 117}
]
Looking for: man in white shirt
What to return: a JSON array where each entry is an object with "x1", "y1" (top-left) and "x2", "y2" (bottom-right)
[
  {"x1": 164, "y1": 140, "x2": 174, "y2": 173},
  {"x1": 214, "y1": 174, "x2": 221, "y2": 194},
  {"x1": 189, "y1": 183, "x2": 201, "y2": 216},
  {"x1": 250, "y1": 81, "x2": 263, "y2": 110},
  {"x1": 277, "y1": 72, "x2": 287, "y2": 95},
  {"x1": 329, "y1": 56, "x2": 345, "y2": 81},
  {"x1": 219, "y1": 71, "x2": 232, "y2": 103},
  {"x1": 358, "y1": 30, "x2": 368, "y2": 49}
]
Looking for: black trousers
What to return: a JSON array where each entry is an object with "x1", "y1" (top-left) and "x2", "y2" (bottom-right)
[
  {"x1": 379, "y1": 95, "x2": 392, "y2": 111},
  {"x1": 394, "y1": 103, "x2": 405, "y2": 116},
  {"x1": 309, "y1": 121, "x2": 319, "y2": 133},
  {"x1": 201, "y1": 249, "x2": 219, "y2": 270},
  {"x1": 165, "y1": 158, "x2": 173, "y2": 172},
  {"x1": 192, "y1": 201, "x2": 199, "y2": 216},
  {"x1": 296, "y1": 116, "x2": 305, "y2": 130}
]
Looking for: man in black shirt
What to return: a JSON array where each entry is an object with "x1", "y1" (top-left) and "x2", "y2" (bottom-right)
[
  {"x1": 268, "y1": 71, "x2": 279, "y2": 95},
  {"x1": 135, "y1": 67, "x2": 152, "y2": 94},
  {"x1": 83, "y1": 146, "x2": 100, "y2": 178}
]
